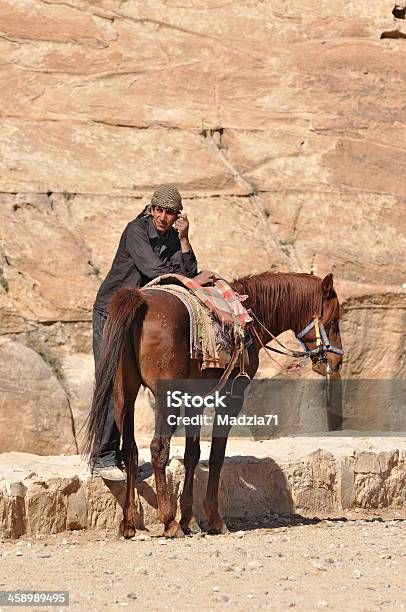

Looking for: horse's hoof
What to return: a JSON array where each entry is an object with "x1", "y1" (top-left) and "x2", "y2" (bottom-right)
[
  {"x1": 180, "y1": 518, "x2": 202, "y2": 535},
  {"x1": 207, "y1": 522, "x2": 229, "y2": 535},
  {"x1": 163, "y1": 522, "x2": 185, "y2": 538},
  {"x1": 189, "y1": 519, "x2": 202, "y2": 535},
  {"x1": 119, "y1": 520, "x2": 136, "y2": 539}
]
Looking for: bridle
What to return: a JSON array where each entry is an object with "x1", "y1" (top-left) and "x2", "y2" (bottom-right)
[
  {"x1": 249, "y1": 309, "x2": 344, "y2": 364},
  {"x1": 296, "y1": 317, "x2": 344, "y2": 357}
]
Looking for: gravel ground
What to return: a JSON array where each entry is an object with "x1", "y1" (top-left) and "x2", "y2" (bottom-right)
[{"x1": 1, "y1": 517, "x2": 405, "y2": 612}]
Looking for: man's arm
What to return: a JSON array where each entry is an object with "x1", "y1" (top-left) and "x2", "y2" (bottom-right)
[
  {"x1": 174, "y1": 214, "x2": 198, "y2": 278},
  {"x1": 179, "y1": 247, "x2": 198, "y2": 278},
  {"x1": 125, "y1": 222, "x2": 176, "y2": 279}
]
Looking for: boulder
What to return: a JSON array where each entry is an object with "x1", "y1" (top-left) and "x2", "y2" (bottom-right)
[{"x1": 0, "y1": 338, "x2": 75, "y2": 455}]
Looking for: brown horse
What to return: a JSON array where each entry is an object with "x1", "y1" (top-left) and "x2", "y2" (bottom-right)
[{"x1": 85, "y1": 272, "x2": 343, "y2": 538}]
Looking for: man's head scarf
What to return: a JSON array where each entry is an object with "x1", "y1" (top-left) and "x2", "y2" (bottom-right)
[{"x1": 151, "y1": 185, "x2": 183, "y2": 212}]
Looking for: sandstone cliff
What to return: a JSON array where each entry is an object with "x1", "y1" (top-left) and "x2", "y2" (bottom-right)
[{"x1": 0, "y1": 1, "x2": 405, "y2": 453}]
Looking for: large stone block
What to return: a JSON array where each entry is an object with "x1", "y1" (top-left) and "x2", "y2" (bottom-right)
[{"x1": 1, "y1": 438, "x2": 405, "y2": 538}]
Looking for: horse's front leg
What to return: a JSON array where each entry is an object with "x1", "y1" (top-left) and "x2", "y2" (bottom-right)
[
  {"x1": 203, "y1": 381, "x2": 247, "y2": 534},
  {"x1": 203, "y1": 433, "x2": 231, "y2": 535},
  {"x1": 180, "y1": 430, "x2": 201, "y2": 534}
]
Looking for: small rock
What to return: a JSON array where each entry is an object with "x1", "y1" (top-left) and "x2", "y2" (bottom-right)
[
  {"x1": 212, "y1": 586, "x2": 220, "y2": 592},
  {"x1": 127, "y1": 593, "x2": 137, "y2": 600},
  {"x1": 215, "y1": 595, "x2": 229, "y2": 603},
  {"x1": 157, "y1": 539, "x2": 167, "y2": 546},
  {"x1": 380, "y1": 554, "x2": 391, "y2": 559},
  {"x1": 232, "y1": 531, "x2": 245, "y2": 538},
  {"x1": 317, "y1": 601, "x2": 329, "y2": 609},
  {"x1": 312, "y1": 561, "x2": 328, "y2": 572},
  {"x1": 248, "y1": 560, "x2": 263, "y2": 569},
  {"x1": 15, "y1": 551, "x2": 23, "y2": 557},
  {"x1": 353, "y1": 569, "x2": 363, "y2": 579},
  {"x1": 131, "y1": 534, "x2": 151, "y2": 542},
  {"x1": 40, "y1": 554, "x2": 51, "y2": 559}
]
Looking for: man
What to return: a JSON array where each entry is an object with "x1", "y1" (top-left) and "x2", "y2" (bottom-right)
[{"x1": 92, "y1": 184, "x2": 213, "y2": 480}]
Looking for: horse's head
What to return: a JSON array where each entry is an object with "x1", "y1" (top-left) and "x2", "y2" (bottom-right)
[{"x1": 295, "y1": 273, "x2": 343, "y2": 378}]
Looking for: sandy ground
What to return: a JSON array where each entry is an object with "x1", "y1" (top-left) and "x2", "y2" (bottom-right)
[{"x1": 1, "y1": 516, "x2": 405, "y2": 612}]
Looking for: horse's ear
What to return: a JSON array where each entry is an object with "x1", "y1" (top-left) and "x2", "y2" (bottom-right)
[{"x1": 322, "y1": 273, "x2": 334, "y2": 297}]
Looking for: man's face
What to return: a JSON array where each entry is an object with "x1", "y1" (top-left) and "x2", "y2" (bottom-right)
[{"x1": 151, "y1": 205, "x2": 178, "y2": 234}]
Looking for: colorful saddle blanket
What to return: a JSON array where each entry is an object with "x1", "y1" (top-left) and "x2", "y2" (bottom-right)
[{"x1": 142, "y1": 274, "x2": 252, "y2": 369}]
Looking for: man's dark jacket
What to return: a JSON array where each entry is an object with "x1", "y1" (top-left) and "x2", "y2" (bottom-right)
[{"x1": 94, "y1": 215, "x2": 198, "y2": 314}]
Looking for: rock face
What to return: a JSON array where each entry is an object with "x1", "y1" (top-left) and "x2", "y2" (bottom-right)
[
  {"x1": 0, "y1": 438, "x2": 405, "y2": 538},
  {"x1": 0, "y1": 338, "x2": 76, "y2": 454},
  {"x1": 0, "y1": 1, "x2": 405, "y2": 450}
]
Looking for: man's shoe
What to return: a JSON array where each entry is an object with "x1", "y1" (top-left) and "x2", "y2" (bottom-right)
[{"x1": 93, "y1": 464, "x2": 126, "y2": 482}]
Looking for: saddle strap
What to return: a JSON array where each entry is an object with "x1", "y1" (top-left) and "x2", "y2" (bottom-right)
[{"x1": 201, "y1": 346, "x2": 241, "y2": 397}]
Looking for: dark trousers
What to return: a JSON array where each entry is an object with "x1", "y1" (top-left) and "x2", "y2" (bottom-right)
[{"x1": 92, "y1": 308, "x2": 121, "y2": 466}]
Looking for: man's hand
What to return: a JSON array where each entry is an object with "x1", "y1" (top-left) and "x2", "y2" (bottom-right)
[
  {"x1": 175, "y1": 214, "x2": 189, "y2": 241},
  {"x1": 193, "y1": 270, "x2": 218, "y2": 286}
]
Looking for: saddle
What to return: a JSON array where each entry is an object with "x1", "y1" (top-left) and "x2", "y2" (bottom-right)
[{"x1": 142, "y1": 274, "x2": 252, "y2": 373}]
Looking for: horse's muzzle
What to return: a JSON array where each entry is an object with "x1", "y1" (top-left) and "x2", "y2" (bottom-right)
[{"x1": 311, "y1": 356, "x2": 342, "y2": 377}]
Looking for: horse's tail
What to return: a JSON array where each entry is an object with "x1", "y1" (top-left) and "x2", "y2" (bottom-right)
[{"x1": 83, "y1": 288, "x2": 146, "y2": 467}]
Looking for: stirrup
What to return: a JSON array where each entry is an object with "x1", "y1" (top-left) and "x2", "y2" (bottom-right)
[{"x1": 230, "y1": 372, "x2": 251, "y2": 399}]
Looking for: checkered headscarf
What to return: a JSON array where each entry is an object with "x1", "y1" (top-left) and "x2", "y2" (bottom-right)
[{"x1": 151, "y1": 185, "x2": 183, "y2": 212}]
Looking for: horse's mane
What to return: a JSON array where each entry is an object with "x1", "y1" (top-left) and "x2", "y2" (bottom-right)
[{"x1": 232, "y1": 272, "x2": 339, "y2": 332}]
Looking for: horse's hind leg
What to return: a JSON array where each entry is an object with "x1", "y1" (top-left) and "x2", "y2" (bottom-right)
[
  {"x1": 150, "y1": 432, "x2": 184, "y2": 538},
  {"x1": 120, "y1": 399, "x2": 140, "y2": 538},
  {"x1": 180, "y1": 431, "x2": 201, "y2": 535},
  {"x1": 114, "y1": 342, "x2": 141, "y2": 539}
]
